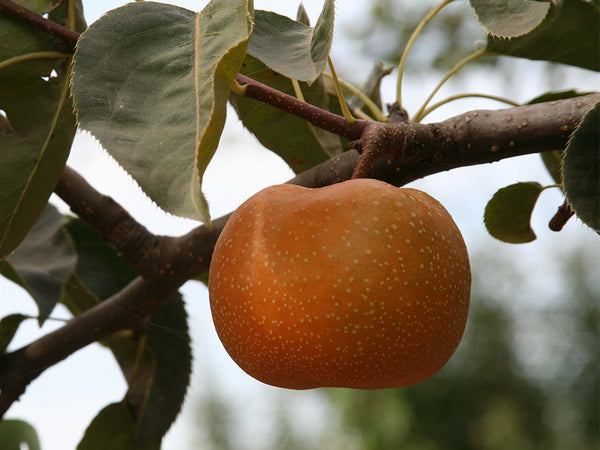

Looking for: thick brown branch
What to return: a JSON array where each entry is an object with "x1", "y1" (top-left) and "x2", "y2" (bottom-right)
[
  {"x1": 0, "y1": 0, "x2": 79, "y2": 48},
  {"x1": 55, "y1": 166, "x2": 162, "y2": 277},
  {"x1": 351, "y1": 93, "x2": 600, "y2": 183}
]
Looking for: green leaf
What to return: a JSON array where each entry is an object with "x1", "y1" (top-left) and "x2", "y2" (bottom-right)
[
  {"x1": 0, "y1": 204, "x2": 76, "y2": 323},
  {"x1": 230, "y1": 55, "x2": 344, "y2": 173},
  {"x1": 72, "y1": 0, "x2": 253, "y2": 226},
  {"x1": 62, "y1": 218, "x2": 192, "y2": 446},
  {"x1": 248, "y1": 0, "x2": 335, "y2": 83},
  {"x1": 63, "y1": 219, "x2": 137, "y2": 302},
  {"x1": 562, "y1": 102, "x2": 600, "y2": 231},
  {"x1": 541, "y1": 150, "x2": 563, "y2": 184},
  {"x1": 526, "y1": 89, "x2": 595, "y2": 105},
  {"x1": 0, "y1": 314, "x2": 30, "y2": 353},
  {"x1": 78, "y1": 403, "x2": 138, "y2": 450},
  {"x1": 470, "y1": 0, "x2": 559, "y2": 38},
  {"x1": 484, "y1": 182, "x2": 544, "y2": 243},
  {"x1": 486, "y1": 0, "x2": 599, "y2": 71},
  {"x1": 0, "y1": 419, "x2": 41, "y2": 450},
  {"x1": 134, "y1": 295, "x2": 192, "y2": 445},
  {"x1": 0, "y1": 0, "x2": 82, "y2": 257},
  {"x1": 349, "y1": 60, "x2": 393, "y2": 111}
]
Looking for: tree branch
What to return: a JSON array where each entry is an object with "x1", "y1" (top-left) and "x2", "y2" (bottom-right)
[
  {"x1": 0, "y1": 0, "x2": 79, "y2": 49},
  {"x1": 54, "y1": 166, "x2": 162, "y2": 277},
  {"x1": 0, "y1": 276, "x2": 180, "y2": 418},
  {"x1": 1, "y1": 0, "x2": 598, "y2": 419}
]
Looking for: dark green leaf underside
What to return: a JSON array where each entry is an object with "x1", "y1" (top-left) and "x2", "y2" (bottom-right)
[
  {"x1": 562, "y1": 102, "x2": 600, "y2": 231},
  {"x1": 230, "y1": 55, "x2": 344, "y2": 173},
  {"x1": 0, "y1": 204, "x2": 75, "y2": 323},
  {"x1": 0, "y1": 0, "x2": 79, "y2": 257},
  {"x1": 486, "y1": 0, "x2": 599, "y2": 71},
  {"x1": 0, "y1": 419, "x2": 41, "y2": 450},
  {"x1": 484, "y1": 182, "x2": 544, "y2": 243}
]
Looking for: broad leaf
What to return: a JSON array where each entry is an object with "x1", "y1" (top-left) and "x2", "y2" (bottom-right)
[
  {"x1": 248, "y1": 0, "x2": 335, "y2": 83},
  {"x1": 484, "y1": 182, "x2": 544, "y2": 243},
  {"x1": 72, "y1": 0, "x2": 254, "y2": 226},
  {"x1": 470, "y1": 0, "x2": 559, "y2": 38},
  {"x1": 541, "y1": 150, "x2": 563, "y2": 184},
  {"x1": 230, "y1": 55, "x2": 344, "y2": 173},
  {"x1": 486, "y1": 0, "x2": 599, "y2": 71},
  {"x1": 133, "y1": 295, "x2": 192, "y2": 446},
  {"x1": 0, "y1": 204, "x2": 76, "y2": 323},
  {"x1": 350, "y1": 61, "x2": 393, "y2": 111},
  {"x1": 0, "y1": 0, "x2": 83, "y2": 257},
  {"x1": 562, "y1": 102, "x2": 600, "y2": 231},
  {"x1": 0, "y1": 419, "x2": 41, "y2": 450},
  {"x1": 62, "y1": 218, "x2": 192, "y2": 446},
  {"x1": 528, "y1": 91, "x2": 594, "y2": 184},
  {"x1": 78, "y1": 403, "x2": 138, "y2": 450},
  {"x1": 0, "y1": 314, "x2": 30, "y2": 353}
]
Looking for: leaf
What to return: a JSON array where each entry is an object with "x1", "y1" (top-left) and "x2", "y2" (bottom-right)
[
  {"x1": 0, "y1": 419, "x2": 41, "y2": 450},
  {"x1": 541, "y1": 150, "x2": 563, "y2": 184},
  {"x1": 562, "y1": 102, "x2": 600, "y2": 231},
  {"x1": 0, "y1": 0, "x2": 83, "y2": 257},
  {"x1": 484, "y1": 182, "x2": 544, "y2": 243},
  {"x1": 349, "y1": 61, "x2": 393, "y2": 111},
  {"x1": 62, "y1": 218, "x2": 192, "y2": 446},
  {"x1": 469, "y1": 0, "x2": 558, "y2": 38},
  {"x1": 230, "y1": 55, "x2": 344, "y2": 173},
  {"x1": 0, "y1": 203, "x2": 76, "y2": 323},
  {"x1": 526, "y1": 89, "x2": 595, "y2": 105},
  {"x1": 72, "y1": 0, "x2": 253, "y2": 226},
  {"x1": 78, "y1": 403, "x2": 138, "y2": 450},
  {"x1": 248, "y1": 0, "x2": 335, "y2": 83},
  {"x1": 486, "y1": 0, "x2": 599, "y2": 71},
  {"x1": 0, "y1": 314, "x2": 30, "y2": 353},
  {"x1": 133, "y1": 295, "x2": 192, "y2": 445}
]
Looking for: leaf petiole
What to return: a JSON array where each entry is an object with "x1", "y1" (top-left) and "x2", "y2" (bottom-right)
[
  {"x1": 327, "y1": 57, "x2": 357, "y2": 124},
  {"x1": 412, "y1": 48, "x2": 488, "y2": 122},
  {"x1": 416, "y1": 92, "x2": 520, "y2": 121},
  {"x1": 396, "y1": 0, "x2": 455, "y2": 107}
]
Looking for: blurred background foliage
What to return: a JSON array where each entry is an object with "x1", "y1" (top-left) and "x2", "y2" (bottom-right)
[{"x1": 191, "y1": 241, "x2": 599, "y2": 450}]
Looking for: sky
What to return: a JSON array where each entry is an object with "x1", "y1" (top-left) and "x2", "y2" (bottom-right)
[{"x1": 1, "y1": 1, "x2": 599, "y2": 449}]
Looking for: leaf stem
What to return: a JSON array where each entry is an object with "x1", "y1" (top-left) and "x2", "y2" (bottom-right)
[
  {"x1": 416, "y1": 92, "x2": 520, "y2": 121},
  {"x1": 322, "y1": 72, "x2": 388, "y2": 122},
  {"x1": 230, "y1": 78, "x2": 247, "y2": 95},
  {"x1": 396, "y1": 0, "x2": 455, "y2": 107},
  {"x1": 0, "y1": 51, "x2": 71, "y2": 70},
  {"x1": 412, "y1": 48, "x2": 488, "y2": 122},
  {"x1": 327, "y1": 57, "x2": 357, "y2": 124}
]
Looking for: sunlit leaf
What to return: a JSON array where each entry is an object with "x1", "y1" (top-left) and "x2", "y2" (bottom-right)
[
  {"x1": 484, "y1": 182, "x2": 544, "y2": 243},
  {"x1": 230, "y1": 55, "x2": 344, "y2": 173},
  {"x1": 0, "y1": 204, "x2": 76, "y2": 323},
  {"x1": 562, "y1": 102, "x2": 600, "y2": 231},
  {"x1": 248, "y1": 0, "x2": 335, "y2": 83},
  {"x1": 469, "y1": 0, "x2": 558, "y2": 38},
  {"x1": 72, "y1": 0, "x2": 253, "y2": 226},
  {"x1": 486, "y1": 0, "x2": 599, "y2": 71},
  {"x1": 0, "y1": 419, "x2": 40, "y2": 450},
  {"x1": 0, "y1": 0, "x2": 83, "y2": 256}
]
